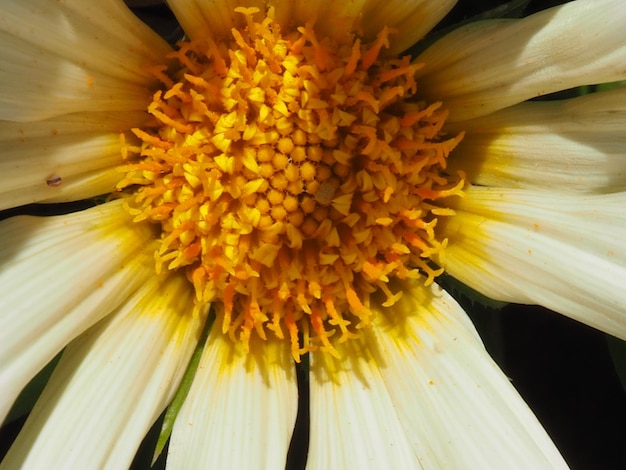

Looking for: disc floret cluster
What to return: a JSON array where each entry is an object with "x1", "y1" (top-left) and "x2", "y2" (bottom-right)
[{"x1": 118, "y1": 7, "x2": 465, "y2": 360}]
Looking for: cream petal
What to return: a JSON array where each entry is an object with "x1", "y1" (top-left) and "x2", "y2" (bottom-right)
[
  {"x1": 440, "y1": 186, "x2": 626, "y2": 340},
  {"x1": 309, "y1": 281, "x2": 567, "y2": 468},
  {"x1": 376, "y1": 282, "x2": 568, "y2": 468},
  {"x1": 275, "y1": 0, "x2": 455, "y2": 52},
  {"x1": 35, "y1": 168, "x2": 129, "y2": 205},
  {"x1": 167, "y1": 327, "x2": 298, "y2": 469},
  {"x1": 360, "y1": 0, "x2": 457, "y2": 54},
  {"x1": 0, "y1": 111, "x2": 148, "y2": 210},
  {"x1": 446, "y1": 86, "x2": 626, "y2": 193},
  {"x1": 167, "y1": 0, "x2": 265, "y2": 41},
  {"x1": 0, "y1": 274, "x2": 203, "y2": 469},
  {"x1": 167, "y1": 0, "x2": 367, "y2": 41},
  {"x1": 308, "y1": 334, "x2": 418, "y2": 468},
  {"x1": 0, "y1": 0, "x2": 171, "y2": 121},
  {"x1": 277, "y1": 0, "x2": 447, "y2": 47},
  {"x1": 415, "y1": 0, "x2": 626, "y2": 121},
  {"x1": 285, "y1": 0, "x2": 368, "y2": 37},
  {"x1": 168, "y1": 0, "x2": 455, "y2": 53},
  {"x1": 0, "y1": 200, "x2": 155, "y2": 423}
]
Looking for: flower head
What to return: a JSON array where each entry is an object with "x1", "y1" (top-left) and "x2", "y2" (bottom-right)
[
  {"x1": 1, "y1": 0, "x2": 625, "y2": 468},
  {"x1": 116, "y1": 6, "x2": 465, "y2": 360}
]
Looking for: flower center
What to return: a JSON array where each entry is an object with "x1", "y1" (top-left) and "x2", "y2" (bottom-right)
[{"x1": 117, "y1": 7, "x2": 465, "y2": 361}]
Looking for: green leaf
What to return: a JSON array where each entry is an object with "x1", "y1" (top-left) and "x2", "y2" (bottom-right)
[
  {"x1": 578, "y1": 81, "x2": 626, "y2": 96},
  {"x1": 605, "y1": 335, "x2": 626, "y2": 394},
  {"x1": 151, "y1": 310, "x2": 215, "y2": 465},
  {"x1": 596, "y1": 81, "x2": 626, "y2": 92}
]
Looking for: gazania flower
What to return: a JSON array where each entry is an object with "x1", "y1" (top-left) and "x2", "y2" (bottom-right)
[{"x1": 1, "y1": 0, "x2": 625, "y2": 467}]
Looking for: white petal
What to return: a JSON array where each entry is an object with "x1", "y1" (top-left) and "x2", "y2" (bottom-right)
[
  {"x1": 0, "y1": 200, "x2": 155, "y2": 423},
  {"x1": 276, "y1": 0, "x2": 452, "y2": 51},
  {"x1": 168, "y1": 0, "x2": 455, "y2": 55},
  {"x1": 0, "y1": 111, "x2": 148, "y2": 210},
  {"x1": 167, "y1": 0, "x2": 265, "y2": 41},
  {"x1": 308, "y1": 334, "x2": 418, "y2": 468},
  {"x1": 37, "y1": 167, "x2": 129, "y2": 205},
  {"x1": 0, "y1": 0, "x2": 171, "y2": 121},
  {"x1": 416, "y1": 0, "x2": 626, "y2": 121},
  {"x1": 309, "y1": 281, "x2": 567, "y2": 468},
  {"x1": 441, "y1": 186, "x2": 626, "y2": 340},
  {"x1": 360, "y1": 0, "x2": 457, "y2": 54},
  {"x1": 0, "y1": 274, "x2": 204, "y2": 469},
  {"x1": 284, "y1": 0, "x2": 368, "y2": 39},
  {"x1": 447, "y1": 86, "x2": 626, "y2": 193},
  {"x1": 168, "y1": 0, "x2": 369, "y2": 42},
  {"x1": 167, "y1": 326, "x2": 298, "y2": 469},
  {"x1": 379, "y1": 282, "x2": 568, "y2": 467}
]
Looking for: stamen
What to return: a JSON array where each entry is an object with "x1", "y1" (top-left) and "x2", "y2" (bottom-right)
[{"x1": 117, "y1": 7, "x2": 465, "y2": 361}]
